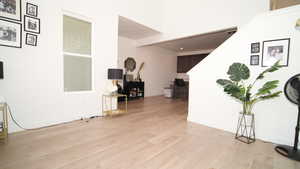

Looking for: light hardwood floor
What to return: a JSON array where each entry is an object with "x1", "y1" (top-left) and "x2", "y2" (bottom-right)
[{"x1": 0, "y1": 96, "x2": 299, "y2": 169}]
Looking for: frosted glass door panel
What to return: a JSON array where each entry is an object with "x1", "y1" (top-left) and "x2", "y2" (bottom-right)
[
  {"x1": 64, "y1": 55, "x2": 92, "y2": 92},
  {"x1": 63, "y1": 16, "x2": 91, "y2": 55}
]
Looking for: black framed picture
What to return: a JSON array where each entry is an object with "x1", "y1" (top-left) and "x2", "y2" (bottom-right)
[
  {"x1": 251, "y1": 42, "x2": 260, "y2": 53},
  {"x1": 25, "y1": 33, "x2": 37, "y2": 46},
  {"x1": 0, "y1": 18, "x2": 22, "y2": 48},
  {"x1": 24, "y1": 15, "x2": 40, "y2": 34},
  {"x1": 250, "y1": 55, "x2": 259, "y2": 66},
  {"x1": 262, "y1": 38, "x2": 290, "y2": 67},
  {"x1": 0, "y1": 61, "x2": 3, "y2": 79},
  {"x1": 0, "y1": 0, "x2": 22, "y2": 21},
  {"x1": 26, "y1": 2, "x2": 37, "y2": 17}
]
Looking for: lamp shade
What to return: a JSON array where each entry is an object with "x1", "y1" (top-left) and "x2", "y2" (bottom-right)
[{"x1": 108, "y1": 69, "x2": 123, "y2": 80}]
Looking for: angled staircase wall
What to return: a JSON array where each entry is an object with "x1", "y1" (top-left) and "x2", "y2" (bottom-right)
[{"x1": 188, "y1": 5, "x2": 300, "y2": 146}]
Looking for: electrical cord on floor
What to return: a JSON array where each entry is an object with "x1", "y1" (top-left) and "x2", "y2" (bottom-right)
[
  {"x1": 5, "y1": 103, "x2": 106, "y2": 130},
  {"x1": 6, "y1": 104, "x2": 33, "y2": 131},
  {"x1": 84, "y1": 115, "x2": 105, "y2": 123}
]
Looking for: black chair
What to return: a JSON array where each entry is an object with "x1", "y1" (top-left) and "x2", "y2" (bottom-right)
[{"x1": 173, "y1": 79, "x2": 189, "y2": 99}]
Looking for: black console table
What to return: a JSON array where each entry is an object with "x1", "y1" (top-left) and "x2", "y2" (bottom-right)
[{"x1": 123, "y1": 81, "x2": 144, "y2": 101}]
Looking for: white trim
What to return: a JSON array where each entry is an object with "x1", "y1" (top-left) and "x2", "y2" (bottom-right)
[
  {"x1": 178, "y1": 49, "x2": 214, "y2": 56},
  {"x1": 91, "y1": 17, "x2": 95, "y2": 93},
  {"x1": 64, "y1": 90, "x2": 96, "y2": 94},
  {"x1": 63, "y1": 52, "x2": 92, "y2": 58},
  {"x1": 62, "y1": 11, "x2": 94, "y2": 93},
  {"x1": 62, "y1": 10, "x2": 93, "y2": 23}
]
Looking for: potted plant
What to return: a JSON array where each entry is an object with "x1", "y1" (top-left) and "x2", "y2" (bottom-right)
[{"x1": 216, "y1": 61, "x2": 283, "y2": 143}]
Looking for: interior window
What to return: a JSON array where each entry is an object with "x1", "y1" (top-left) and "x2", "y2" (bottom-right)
[{"x1": 63, "y1": 15, "x2": 92, "y2": 92}]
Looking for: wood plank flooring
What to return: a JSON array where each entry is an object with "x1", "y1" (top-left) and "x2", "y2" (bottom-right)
[{"x1": 0, "y1": 96, "x2": 299, "y2": 169}]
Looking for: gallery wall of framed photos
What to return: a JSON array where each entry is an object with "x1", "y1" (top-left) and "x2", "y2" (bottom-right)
[
  {"x1": 250, "y1": 42, "x2": 260, "y2": 66},
  {"x1": 250, "y1": 38, "x2": 290, "y2": 67},
  {"x1": 0, "y1": 0, "x2": 40, "y2": 48},
  {"x1": 24, "y1": 2, "x2": 39, "y2": 46}
]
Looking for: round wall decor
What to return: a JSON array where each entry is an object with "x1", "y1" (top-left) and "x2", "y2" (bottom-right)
[{"x1": 124, "y1": 57, "x2": 136, "y2": 72}]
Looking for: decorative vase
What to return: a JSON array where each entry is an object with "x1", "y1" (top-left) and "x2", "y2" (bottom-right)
[
  {"x1": 242, "y1": 101, "x2": 253, "y2": 115},
  {"x1": 235, "y1": 106, "x2": 256, "y2": 144}
]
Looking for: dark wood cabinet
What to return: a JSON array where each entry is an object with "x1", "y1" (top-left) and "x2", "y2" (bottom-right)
[
  {"x1": 177, "y1": 56, "x2": 188, "y2": 73},
  {"x1": 123, "y1": 81, "x2": 144, "y2": 101},
  {"x1": 118, "y1": 75, "x2": 145, "y2": 102},
  {"x1": 177, "y1": 54, "x2": 208, "y2": 73}
]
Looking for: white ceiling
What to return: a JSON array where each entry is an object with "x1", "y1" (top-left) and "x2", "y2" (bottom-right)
[
  {"x1": 152, "y1": 28, "x2": 237, "y2": 52},
  {"x1": 118, "y1": 16, "x2": 161, "y2": 40}
]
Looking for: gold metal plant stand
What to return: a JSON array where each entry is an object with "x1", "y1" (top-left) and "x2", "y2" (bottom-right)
[
  {"x1": 0, "y1": 103, "x2": 8, "y2": 141},
  {"x1": 102, "y1": 94, "x2": 127, "y2": 116}
]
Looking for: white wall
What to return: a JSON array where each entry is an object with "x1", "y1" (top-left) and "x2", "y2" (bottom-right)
[
  {"x1": 0, "y1": 0, "x2": 280, "y2": 134},
  {"x1": 0, "y1": 0, "x2": 118, "y2": 133},
  {"x1": 138, "y1": 0, "x2": 269, "y2": 46},
  {"x1": 114, "y1": 0, "x2": 163, "y2": 32},
  {"x1": 118, "y1": 36, "x2": 177, "y2": 97},
  {"x1": 188, "y1": 5, "x2": 300, "y2": 146},
  {"x1": 0, "y1": 0, "x2": 165, "y2": 133}
]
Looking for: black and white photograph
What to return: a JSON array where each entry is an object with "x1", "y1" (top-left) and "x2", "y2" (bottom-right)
[
  {"x1": 250, "y1": 55, "x2": 259, "y2": 66},
  {"x1": 0, "y1": 18, "x2": 21, "y2": 48},
  {"x1": 0, "y1": 0, "x2": 21, "y2": 21},
  {"x1": 24, "y1": 15, "x2": 40, "y2": 34},
  {"x1": 251, "y1": 42, "x2": 260, "y2": 53},
  {"x1": 25, "y1": 33, "x2": 37, "y2": 46},
  {"x1": 262, "y1": 38, "x2": 290, "y2": 67},
  {"x1": 26, "y1": 2, "x2": 37, "y2": 17}
]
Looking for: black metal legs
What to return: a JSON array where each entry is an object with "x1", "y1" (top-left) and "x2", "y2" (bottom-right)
[{"x1": 235, "y1": 113, "x2": 256, "y2": 144}]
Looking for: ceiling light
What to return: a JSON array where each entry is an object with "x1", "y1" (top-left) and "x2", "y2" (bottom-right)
[{"x1": 180, "y1": 48, "x2": 184, "y2": 51}]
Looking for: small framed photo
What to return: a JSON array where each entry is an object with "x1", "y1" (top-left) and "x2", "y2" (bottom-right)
[
  {"x1": 262, "y1": 38, "x2": 290, "y2": 67},
  {"x1": 250, "y1": 55, "x2": 259, "y2": 66},
  {"x1": 0, "y1": 19, "x2": 22, "y2": 48},
  {"x1": 251, "y1": 42, "x2": 260, "y2": 53},
  {"x1": 0, "y1": 0, "x2": 22, "y2": 21},
  {"x1": 26, "y1": 3, "x2": 38, "y2": 17},
  {"x1": 24, "y1": 15, "x2": 40, "y2": 34},
  {"x1": 25, "y1": 33, "x2": 37, "y2": 46}
]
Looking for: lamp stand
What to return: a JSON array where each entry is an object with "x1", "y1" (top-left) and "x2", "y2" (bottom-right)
[
  {"x1": 112, "y1": 80, "x2": 117, "y2": 86},
  {"x1": 110, "y1": 80, "x2": 118, "y2": 95}
]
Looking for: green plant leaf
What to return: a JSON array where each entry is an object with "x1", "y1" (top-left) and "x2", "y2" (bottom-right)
[
  {"x1": 249, "y1": 98, "x2": 258, "y2": 105},
  {"x1": 245, "y1": 91, "x2": 251, "y2": 102},
  {"x1": 223, "y1": 83, "x2": 246, "y2": 101},
  {"x1": 256, "y1": 61, "x2": 283, "y2": 80},
  {"x1": 259, "y1": 91, "x2": 282, "y2": 100},
  {"x1": 217, "y1": 61, "x2": 282, "y2": 106},
  {"x1": 216, "y1": 79, "x2": 233, "y2": 86},
  {"x1": 227, "y1": 63, "x2": 250, "y2": 82},
  {"x1": 256, "y1": 80, "x2": 280, "y2": 96}
]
